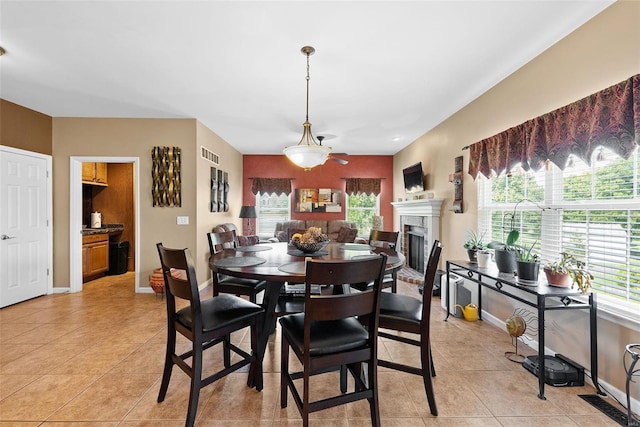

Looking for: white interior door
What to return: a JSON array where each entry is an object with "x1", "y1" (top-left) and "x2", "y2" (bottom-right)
[{"x1": 0, "y1": 148, "x2": 50, "y2": 308}]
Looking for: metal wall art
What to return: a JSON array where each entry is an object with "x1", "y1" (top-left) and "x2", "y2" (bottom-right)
[
  {"x1": 210, "y1": 167, "x2": 229, "y2": 212},
  {"x1": 152, "y1": 146, "x2": 181, "y2": 207}
]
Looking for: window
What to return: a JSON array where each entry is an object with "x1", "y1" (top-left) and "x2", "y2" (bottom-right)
[
  {"x1": 255, "y1": 192, "x2": 290, "y2": 239},
  {"x1": 346, "y1": 193, "x2": 379, "y2": 237},
  {"x1": 479, "y1": 147, "x2": 640, "y2": 312}
]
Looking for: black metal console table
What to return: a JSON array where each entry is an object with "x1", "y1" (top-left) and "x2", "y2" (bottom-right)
[{"x1": 445, "y1": 259, "x2": 604, "y2": 400}]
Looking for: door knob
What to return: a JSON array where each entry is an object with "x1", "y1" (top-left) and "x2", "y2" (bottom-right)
[{"x1": 1, "y1": 234, "x2": 16, "y2": 240}]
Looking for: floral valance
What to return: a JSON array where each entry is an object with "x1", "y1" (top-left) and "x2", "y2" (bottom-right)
[
  {"x1": 469, "y1": 74, "x2": 640, "y2": 179},
  {"x1": 345, "y1": 178, "x2": 381, "y2": 196},
  {"x1": 250, "y1": 178, "x2": 293, "y2": 196}
]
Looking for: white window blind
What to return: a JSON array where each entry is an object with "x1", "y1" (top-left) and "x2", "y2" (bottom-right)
[
  {"x1": 255, "y1": 192, "x2": 290, "y2": 239},
  {"x1": 479, "y1": 147, "x2": 640, "y2": 308}
]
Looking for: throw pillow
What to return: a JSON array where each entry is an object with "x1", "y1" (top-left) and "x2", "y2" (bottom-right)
[{"x1": 336, "y1": 226, "x2": 358, "y2": 243}]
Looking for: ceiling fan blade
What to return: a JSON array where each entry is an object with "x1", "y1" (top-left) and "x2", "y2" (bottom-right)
[{"x1": 330, "y1": 156, "x2": 349, "y2": 165}]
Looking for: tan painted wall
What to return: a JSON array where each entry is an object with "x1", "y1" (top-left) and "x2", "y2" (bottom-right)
[
  {"x1": 195, "y1": 121, "x2": 244, "y2": 281},
  {"x1": 0, "y1": 99, "x2": 52, "y2": 155},
  {"x1": 394, "y1": 0, "x2": 640, "y2": 394},
  {"x1": 52, "y1": 118, "x2": 201, "y2": 285}
]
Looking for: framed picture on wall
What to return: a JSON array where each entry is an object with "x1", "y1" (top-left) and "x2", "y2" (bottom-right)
[{"x1": 295, "y1": 188, "x2": 342, "y2": 213}]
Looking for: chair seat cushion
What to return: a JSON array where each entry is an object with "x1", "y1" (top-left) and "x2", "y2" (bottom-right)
[
  {"x1": 177, "y1": 294, "x2": 263, "y2": 333},
  {"x1": 279, "y1": 313, "x2": 368, "y2": 356},
  {"x1": 219, "y1": 275, "x2": 266, "y2": 291},
  {"x1": 379, "y1": 292, "x2": 422, "y2": 326}
]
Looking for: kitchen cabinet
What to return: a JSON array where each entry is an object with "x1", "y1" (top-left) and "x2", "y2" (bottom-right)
[
  {"x1": 82, "y1": 233, "x2": 109, "y2": 280},
  {"x1": 82, "y1": 162, "x2": 108, "y2": 186}
]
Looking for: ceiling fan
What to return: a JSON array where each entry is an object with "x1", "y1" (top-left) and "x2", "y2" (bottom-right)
[{"x1": 317, "y1": 136, "x2": 349, "y2": 165}]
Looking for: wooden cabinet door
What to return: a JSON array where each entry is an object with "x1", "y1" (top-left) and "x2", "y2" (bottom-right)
[
  {"x1": 82, "y1": 245, "x2": 89, "y2": 277},
  {"x1": 82, "y1": 162, "x2": 95, "y2": 182},
  {"x1": 82, "y1": 234, "x2": 109, "y2": 279},
  {"x1": 94, "y1": 163, "x2": 108, "y2": 184},
  {"x1": 88, "y1": 240, "x2": 109, "y2": 274}
]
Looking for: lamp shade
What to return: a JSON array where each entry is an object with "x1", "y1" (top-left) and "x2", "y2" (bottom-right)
[
  {"x1": 283, "y1": 144, "x2": 330, "y2": 170},
  {"x1": 239, "y1": 205, "x2": 257, "y2": 219}
]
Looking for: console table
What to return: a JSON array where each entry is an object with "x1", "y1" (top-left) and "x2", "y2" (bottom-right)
[{"x1": 445, "y1": 260, "x2": 604, "y2": 400}]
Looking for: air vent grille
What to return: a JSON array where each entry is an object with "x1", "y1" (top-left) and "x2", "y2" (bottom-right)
[{"x1": 201, "y1": 147, "x2": 219, "y2": 165}]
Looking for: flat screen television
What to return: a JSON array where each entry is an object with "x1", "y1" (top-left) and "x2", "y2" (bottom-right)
[{"x1": 403, "y1": 162, "x2": 425, "y2": 193}]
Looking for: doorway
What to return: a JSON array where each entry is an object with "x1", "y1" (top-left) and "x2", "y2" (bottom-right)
[
  {"x1": 69, "y1": 157, "x2": 140, "y2": 293},
  {"x1": 0, "y1": 146, "x2": 53, "y2": 307}
]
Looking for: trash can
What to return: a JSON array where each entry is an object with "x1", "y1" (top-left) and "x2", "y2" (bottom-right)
[{"x1": 108, "y1": 241, "x2": 129, "y2": 275}]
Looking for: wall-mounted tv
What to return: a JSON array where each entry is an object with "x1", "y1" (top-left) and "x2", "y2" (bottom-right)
[{"x1": 403, "y1": 162, "x2": 425, "y2": 193}]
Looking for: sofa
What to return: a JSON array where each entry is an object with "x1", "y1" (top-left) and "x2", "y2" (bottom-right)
[
  {"x1": 271, "y1": 220, "x2": 360, "y2": 243},
  {"x1": 212, "y1": 223, "x2": 260, "y2": 247}
]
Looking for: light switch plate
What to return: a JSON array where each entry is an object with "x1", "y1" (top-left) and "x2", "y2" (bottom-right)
[{"x1": 177, "y1": 216, "x2": 189, "y2": 225}]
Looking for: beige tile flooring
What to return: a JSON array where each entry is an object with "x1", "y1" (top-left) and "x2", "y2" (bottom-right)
[{"x1": 0, "y1": 272, "x2": 622, "y2": 426}]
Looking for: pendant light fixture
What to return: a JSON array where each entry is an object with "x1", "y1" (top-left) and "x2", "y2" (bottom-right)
[{"x1": 283, "y1": 46, "x2": 331, "y2": 171}]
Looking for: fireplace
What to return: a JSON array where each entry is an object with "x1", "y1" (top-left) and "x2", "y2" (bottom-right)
[
  {"x1": 391, "y1": 198, "x2": 443, "y2": 283},
  {"x1": 407, "y1": 225, "x2": 425, "y2": 273}
]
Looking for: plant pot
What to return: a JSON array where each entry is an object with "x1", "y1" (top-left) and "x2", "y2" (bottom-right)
[
  {"x1": 477, "y1": 251, "x2": 492, "y2": 268},
  {"x1": 516, "y1": 261, "x2": 540, "y2": 282},
  {"x1": 544, "y1": 268, "x2": 573, "y2": 287},
  {"x1": 466, "y1": 249, "x2": 478, "y2": 263},
  {"x1": 494, "y1": 249, "x2": 517, "y2": 274}
]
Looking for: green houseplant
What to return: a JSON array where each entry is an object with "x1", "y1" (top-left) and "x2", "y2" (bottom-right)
[
  {"x1": 464, "y1": 230, "x2": 487, "y2": 263},
  {"x1": 514, "y1": 240, "x2": 540, "y2": 282},
  {"x1": 544, "y1": 252, "x2": 594, "y2": 294}
]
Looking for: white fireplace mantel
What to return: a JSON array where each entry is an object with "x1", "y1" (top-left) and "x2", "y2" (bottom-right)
[
  {"x1": 391, "y1": 199, "x2": 444, "y2": 216},
  {"x1": 392, "y1": 198, "x2": 444, "y2": 275}
]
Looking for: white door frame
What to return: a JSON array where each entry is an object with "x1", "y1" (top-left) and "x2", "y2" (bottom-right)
[
  {"x1": 0, "y1": 145, "x2": 53, "y2": 296},
  {"x1": 69, "y1": 157, "x2": 140, "y2": 293}
]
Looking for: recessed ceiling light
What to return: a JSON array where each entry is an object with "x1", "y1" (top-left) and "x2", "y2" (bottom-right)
[{"x1": 393, "y1": 137, "x2": 401, "y2": 142}]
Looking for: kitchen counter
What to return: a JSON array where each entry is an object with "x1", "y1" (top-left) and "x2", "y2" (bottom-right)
[{"x1": 81, "y1": 223, "x2": 124, "y2": 235}]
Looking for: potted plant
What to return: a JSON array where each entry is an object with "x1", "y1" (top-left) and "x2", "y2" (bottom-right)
[
  {"x1": 463, "y1": 230, "x2": 487, "y2": 263},
  {"x1": 488, "y1": 228, "x2": 519, "y2": 274},
  {"x1": 514, "y1": 240, "x2": 540, "y2": 282},
  {"x1": 544, "y1": 252, "x2": 594, "y2": 294}
]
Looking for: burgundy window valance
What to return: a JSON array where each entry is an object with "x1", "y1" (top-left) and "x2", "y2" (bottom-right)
[
  {"x1": 345, "y1": 178, "x2": 382, "y2": 196},
  {"x1": 250, "y1": 178, "x2": 293, "y2": 196},
  {"x1": 469, "y1": 74, "x2": 640, "y2": 179}
]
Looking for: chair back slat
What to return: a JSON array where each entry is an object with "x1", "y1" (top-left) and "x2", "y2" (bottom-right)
[
  {"x1": 369, "y1": 230, "x2": 399, "y2": 249},
  {"x1": 308, "y1": 292, "x2": 377, "y2": 320},
  {"x1": 303, "y1": 255, "x2": 387, "y2": 322},
  {"x1": 420, "y1": 240, "x2": 442, "y2": 332},
  {"x1": 156, "y1": 243, "x2": 200, "y2": 304},
  {"x1": 207, "y1": 230, "x2": 237, "y2": 254}
]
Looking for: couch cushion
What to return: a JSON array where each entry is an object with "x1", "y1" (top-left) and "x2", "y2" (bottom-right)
[
  {"x1": 336, "y1": 226, "x2": 358, "y2": 243},
  {"x1": 305, "y1": 220, "x2": 327, "y2": 234}
]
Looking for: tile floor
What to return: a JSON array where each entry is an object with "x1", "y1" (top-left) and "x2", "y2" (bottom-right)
[{"x1": 0, "y1": 272, "x2": 623, "y2": 426}]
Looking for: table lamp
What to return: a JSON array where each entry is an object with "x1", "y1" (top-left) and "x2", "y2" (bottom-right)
[{"x1": 239, "y1": 205, "x2": 257, "y2": 235}]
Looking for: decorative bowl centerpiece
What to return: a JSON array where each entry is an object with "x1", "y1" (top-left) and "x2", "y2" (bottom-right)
[{"x1": 291, "y1": 227, "x2": 330, "y2": 254}]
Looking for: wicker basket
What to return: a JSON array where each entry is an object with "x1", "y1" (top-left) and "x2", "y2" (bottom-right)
[
  {"x1": 149, "y1": 268, "x2": 165, "y2": 294},
  {"x1": 292, "y1": 239, "x2": 329, "y2": 254}
]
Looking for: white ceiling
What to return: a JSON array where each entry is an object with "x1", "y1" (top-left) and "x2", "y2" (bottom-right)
[{"x1": 0, "y1": 1, "x2": 614, "y2": 155}]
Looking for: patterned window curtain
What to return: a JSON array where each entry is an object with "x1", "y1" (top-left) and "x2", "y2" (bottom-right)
[
  {"x1": 345, "y1": 178, "x2": 381, "y2": 196},
  {"x1": 469, "y1": 74, "x2": 640, "y2": 179},
  {"x1": 250, "y1": 178, "x2": 293, "y2": 196}
]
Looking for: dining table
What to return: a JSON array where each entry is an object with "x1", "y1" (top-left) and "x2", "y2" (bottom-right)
[{"x1": 209, "y1": 240, "x2": 406, "y2": 388}]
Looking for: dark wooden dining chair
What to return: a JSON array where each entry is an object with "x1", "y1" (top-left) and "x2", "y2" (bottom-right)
[
  {"x1": 156, "y1": 243, "x2": 264, "y2": 427},
  {"x1": 352, "y1": 230, "x2": 400, "y2": 293},
  {"x1": 279, "y1": 254, "x2": 388, "y2": 427},
  {"x1": 377, "y1": 240, "x2": 442, "y2": 416},
  {"x1": 207, "y1": 230, "x2": 266, "y2": 303}
]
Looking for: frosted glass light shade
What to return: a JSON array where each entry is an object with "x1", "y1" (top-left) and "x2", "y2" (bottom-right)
[{"x1": 283, "y1": 144, "x2": 330, "y2": 171}]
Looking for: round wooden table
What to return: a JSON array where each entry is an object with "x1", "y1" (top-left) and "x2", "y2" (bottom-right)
[{"x1": 209, "y1": 241, "x2": 405, "y2": 387}]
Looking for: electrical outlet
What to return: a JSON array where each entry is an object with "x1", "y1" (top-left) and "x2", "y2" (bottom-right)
[{"x1": 177, "y1": 216, "x2": 189, "y2": 225}]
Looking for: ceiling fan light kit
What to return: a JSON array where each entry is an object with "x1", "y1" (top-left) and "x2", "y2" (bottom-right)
[{"x1": 283, "y1": 46, "x2": 331, "y2": 171}]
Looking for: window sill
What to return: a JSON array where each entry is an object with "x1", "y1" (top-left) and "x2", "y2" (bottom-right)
[{"x1": 597, "y1": 296, "x2": 640, "y2": 333}]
